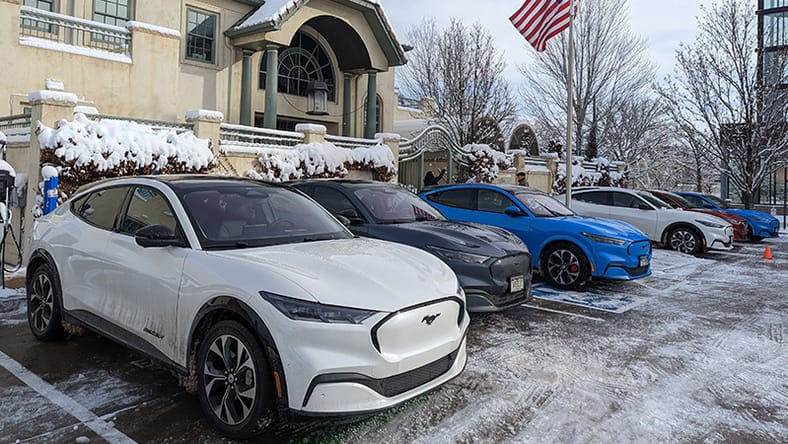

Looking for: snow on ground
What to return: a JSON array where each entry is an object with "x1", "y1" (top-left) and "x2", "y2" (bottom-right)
[{"x1": 0, "y1": 238, "x2": 786, "y2": 442}]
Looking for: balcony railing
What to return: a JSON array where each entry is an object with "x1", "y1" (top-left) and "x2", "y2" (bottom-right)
[
  {"x1": 220, "y1": 124, "x2": 305, "y2": 148},
  {"x1": 0, "y1": 113, "x2": 32, "y2": 132},
  {"x1": 19, "y1": 6, "x2": 131, "y2": 55}
]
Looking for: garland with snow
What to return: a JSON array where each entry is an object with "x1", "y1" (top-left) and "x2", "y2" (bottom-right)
[
  {"x1": 463, "y1": 144, "x2": 511, "y2": 182},
  {"x1": 37, "y1": 113, "x2": 216, "y2": 198},
  {"x1": 552, "y1": 157, "x2": 626, "y2": 194},
  {"x1": 243, "y1": 141, "x2": 397, "y2": 182}
]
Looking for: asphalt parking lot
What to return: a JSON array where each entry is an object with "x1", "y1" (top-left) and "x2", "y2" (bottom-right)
[{"x1": 1, "y1": 236, "x2": 786, "y2": 443}]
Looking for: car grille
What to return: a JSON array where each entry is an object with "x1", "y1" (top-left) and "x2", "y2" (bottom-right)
[
  {"x1": 377, "y1": 349, "x2": 459, "y2": 397},
  {"x1": 623, "y1": 265, "x2": 650, "y2": 277}
]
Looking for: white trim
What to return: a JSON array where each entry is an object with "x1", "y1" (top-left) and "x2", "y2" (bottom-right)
[{"x1": 19, "y1": 37, "x2": 132, "y2": 64}]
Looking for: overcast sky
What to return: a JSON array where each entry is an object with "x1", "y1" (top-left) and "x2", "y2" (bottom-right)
[{"x1": 384, "y1": 0, "x2": 704, "y2": 83}]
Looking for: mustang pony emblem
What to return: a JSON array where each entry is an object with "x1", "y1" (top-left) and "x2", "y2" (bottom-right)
[{"x1": 422, "y1": 313, "x2": 441, "y2": 326}]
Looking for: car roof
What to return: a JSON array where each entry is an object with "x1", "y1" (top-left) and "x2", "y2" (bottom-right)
[
  {"x1": 424, "y1": 183, "x2": 547, "y2": 195},
  {"x1": 75, "y1": 174, "x2": 290, "y2": 195},
  {"x1": 289, "y1": 179, "x2": 395, "y2": 189}
]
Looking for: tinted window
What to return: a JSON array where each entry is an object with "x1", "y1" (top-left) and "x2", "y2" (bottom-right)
[
  {"x1": 428, "y1": 189, "x2": 475, "y2": 209},
  {"x1": 353, "y1": 186, "x2": 444, "y2": 223},
  {"x1": 512, "y1": 191, "x2": 574, "y2": 217},
  {"x1": 77, "y1": 187, "x2": 129, "y2": 230},
  {"x1": 636, "y1": 191, "x2": 670, "y2": 209},
  {"x1": 680, "y1": 194, "x2": 707, "y2": 207},
  {"x1": 180, "y1": 184, "x2": 350, "y2": 249},
  {"x1": 478, "y1": 189, "x2": 516, "y2": 213},
  {"x1": 120, "y1": 187, "x2": 178, "y2": 235},
  {"x1": 575, "y1": 191, "x2": 611, "y2": 205},
  {"x1": 312, "y1": 187, "x2": 356, "y2": 215},
  {"x1": 612, "y1": 192, "x2": 648, "y2": 209}
]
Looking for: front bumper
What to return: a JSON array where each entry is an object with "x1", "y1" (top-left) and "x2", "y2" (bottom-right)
[
  {"x1": 593, "y1": 239, "x2": 652, "y2": 280},
  {"x1": 454, "y1": 253, "x2": 533, "y2": 313},
  {"x1": 270, "y1": 297, "x2": 470, "y2": 415},
  {"x1": 707, "y1": 225, "x2": 735, "y2": 250}
]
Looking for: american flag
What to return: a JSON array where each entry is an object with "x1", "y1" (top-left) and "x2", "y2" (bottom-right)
[{"x1": 510, "y1": 0, "x2": 575, "y2": 52}]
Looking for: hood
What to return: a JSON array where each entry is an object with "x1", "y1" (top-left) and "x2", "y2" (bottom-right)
[
  {"x1": 210, "y1": 238, "x2": 458, "y2": 312},
  {"x1": 690, "y1": 209, "x2": 747, "y2": 225},
  {"x1": 557, "y1": 216, "x2": 649, "y2": 241},
  {"x1": 725, "y1": 208, "x2": 779, "y2": 224},
  {"x1": 368, "y1": 220, "x2": 529, "y2": 256}
]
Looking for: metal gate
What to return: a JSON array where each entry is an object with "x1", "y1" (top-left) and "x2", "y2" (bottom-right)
[{"x1": 398, "y1": 125, "x2": 471, "y2": 192}]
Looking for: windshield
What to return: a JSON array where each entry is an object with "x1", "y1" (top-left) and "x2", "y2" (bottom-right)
[
  {"x1": 353, "y1": 186, "x2": 445, "y2": 223},
  {"x1": 705, "y1": 194, "x2": 727, "y2": 208},
  {"x1": 513, "y1": 191, "x2": 575, "y2": 217},
  {"x1": 637, "y1": 191, "x2": 672, "y2": 209},
  {"x1": 180, "y1": 184, "x2": 350, "y2": 249},
  {"x1": 663, "y1": 192, "x2": 695, "y2": 209}
]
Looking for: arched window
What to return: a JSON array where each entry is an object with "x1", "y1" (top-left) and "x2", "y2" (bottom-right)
[
  {"x1": 364, "y1": 94, "x2": 382, "y2": 134},
  {"x1": 260, "y1": 31, "x2": 336, "y2": 101}
]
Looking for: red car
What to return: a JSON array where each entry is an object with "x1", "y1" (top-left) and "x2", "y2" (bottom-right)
[{"x1": 645, "y1": 190, "x2": 750, "y2": 241}]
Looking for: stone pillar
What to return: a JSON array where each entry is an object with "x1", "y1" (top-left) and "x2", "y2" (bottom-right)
[
  {"x1": 296, "y1": 123, "x2": 326, "y2": 144},
  {"x1": 375, "y1": 132, "x2": 400, "y2": 183},
  {"x1": 364, "y1": 71, "x2": 378, "y2": 139},
  {"x1": 186, "y1": 109, "x2": 224, "y2": 158},
  {"x1": 22, "y1": 90, "x2": 77, "y2": 262},
  {"x1": 263, "y1": 45, "x2": 279, "y2": 129},
  {"x1": 342, "y1": 73, "x2": 352, "y2": 137},
  {"x1": 240, "y1": 50, "x2": 254, "y2": 126}
]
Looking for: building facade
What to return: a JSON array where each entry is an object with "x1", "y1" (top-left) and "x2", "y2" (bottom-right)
[
  {"x1": 0, "y1": 0, "x2": 406, "y2": 138},
  {"x1": 755, "y1": 0, "x2": 788, "y2": 207}
]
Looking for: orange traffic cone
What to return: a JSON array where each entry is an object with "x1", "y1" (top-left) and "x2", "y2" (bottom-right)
[{"x1": 763, "y1": 245, "x2": 773, "y2": 260}]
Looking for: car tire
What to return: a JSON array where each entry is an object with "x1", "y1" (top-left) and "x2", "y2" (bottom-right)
[
  {"x1": 667, "y1": 226, "x2": 702, "y2": 254},
  {"x1": 540, "y1": 242, "x2": 590, "y2": 290},
  {"x1": 197, "y1": 320, "x2": 275, "y2": 440},
  {"x1": 26, "y1": 263, "x2": 66, "y2": 341}
]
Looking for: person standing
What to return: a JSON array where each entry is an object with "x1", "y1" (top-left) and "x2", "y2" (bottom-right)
[{"x1": 424, "y1": 168, "x2": 446, "y2": 186}]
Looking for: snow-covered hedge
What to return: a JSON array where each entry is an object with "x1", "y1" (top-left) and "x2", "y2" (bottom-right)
[
  {"x1": 37, "y1": 113, "x2": 216, "y2": 197},
  {"x1": 553, "y1": 156, "x2": 626, "y2": 194},
  {"x1": 464, "y1": 144, "x2": 511, "y2": 182},
  {"x1": 242, "y1": 141, "x2": 397, "y2": 182}
]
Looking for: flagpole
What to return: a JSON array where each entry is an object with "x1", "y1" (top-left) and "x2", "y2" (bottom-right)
[{"x1": 565, "y1": 0, "x2": 575, "y2": 208}]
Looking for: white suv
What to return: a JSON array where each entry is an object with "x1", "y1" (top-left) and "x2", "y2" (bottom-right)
[
  {"x1": 560, "y1": 187, "x2": 733, "y2": 254},
  {"x1": 27, "y1": 176, "x2": 469, "y2": 439}
]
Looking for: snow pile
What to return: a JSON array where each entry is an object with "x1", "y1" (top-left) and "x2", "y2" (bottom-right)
[
  {"x1": 242, "y1": 141, "x2": 396, "y2": 182},
  {"x1": 463, "y1": 144, "x2": 512, "y2": 182},
  {"x1": 125, "y1": 21, "x2": 181, "y2": 38},
  {"x1": 37, "y1": 113, "x2": 215, "y2": 196}
]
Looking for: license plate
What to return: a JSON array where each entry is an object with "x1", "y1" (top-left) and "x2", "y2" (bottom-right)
[
  {"x1": 510, "y1": 275, "x2": 525, "y2": 293},
  {"x1": 639, "y1": 255, "x2": 649, "y2": 267}
]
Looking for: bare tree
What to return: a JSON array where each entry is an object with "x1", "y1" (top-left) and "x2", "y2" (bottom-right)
[
  {"x1": 519, "y1": 0, "x2": 656, "y2": 157},
  {"x1": 400, "y1": 19, "x2": 518, "y2": 148},
  {"x1": 657, "y1": 0, "x2": 788, "y2": 208}
]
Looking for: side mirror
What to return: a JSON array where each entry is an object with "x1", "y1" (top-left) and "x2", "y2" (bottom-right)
[
  {"x1": 335, "y1": 214, "x2": 351, "y2": 228},
  {"x1": 338, "y1": 208, "x2": 364, "y2": 225},
  {"x1": 504, "y1": 205, "x2": 525, "y2": 217},
  {"x1": 134, "y1": 224, "x2": 186, "y2": 248}
]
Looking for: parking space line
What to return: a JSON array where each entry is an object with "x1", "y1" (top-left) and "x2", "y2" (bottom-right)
[
  {"x1": 522, "y1": 304, "x2": 605, "y2": 322},
  {"x1": 0, "y1": 350, "x2": 137, "y2": 444}
]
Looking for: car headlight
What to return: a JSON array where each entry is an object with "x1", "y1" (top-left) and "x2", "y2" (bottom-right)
[
  {"x1": 581, "y1": 232, "x2": 628, "y2": 246},
  {"x1": 427, "y1": 245, "x2": 492, "y2": 264},
  {"x1": 696, "y1": 219, "x2": 726, "y2": 229},
  {"x1": 260, "y1": 292, "x2": 377, "y2": 324}
]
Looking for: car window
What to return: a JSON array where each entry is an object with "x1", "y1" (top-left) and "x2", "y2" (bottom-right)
[
  {"x1": 637, "y1": 191, "x2": 670, "y2": 209},
  {"x1": 354, "y1": 186, "x2": 444, "y2": 223},
  {"x1": 119, "y1": 187, "x2": 178, "y2": 236},
  {"x1": 704, "y1": 194, "x2": 727, "y2": 208},
  {"x1": 180, "y1": 184, "x2": 350, "y2": 248},
  {"x1": 478, "y1": 189, "x2": 516, "y2": 213},
  {"x1": 613, "y1": 192, "x2": 649, "y2": 209},
  {"x1": 680, "y1": 194, "x2": 706, "y2": 207},
  {"x1": 513, "y1": 191, "x2": 575, "y2": 217},
  {"x1": 427, "y1": 189, "x2": 474, "y2": 209},
  {"x1": 575, "y1": 191, "x2": 611, "y2": 205},
  {"x1": 312, "y1": 187, "x2": 356, "y2": 215},
  {"x1": 76, "y1": 187, "x2": 129, "y2": 231}
]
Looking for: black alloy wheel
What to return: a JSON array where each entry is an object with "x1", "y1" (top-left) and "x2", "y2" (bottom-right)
[
  {"x1": 197, "y1": 320, "x2": 275, "y2": 439},
  {"x1": 26, "y1": 263, "x2": 66, "y2": 341},
  {"x1": 541, "y1": 242, "x2": 590, "y2": 290}
]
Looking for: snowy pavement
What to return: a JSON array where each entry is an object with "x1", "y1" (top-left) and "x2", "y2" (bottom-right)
[{"x1": 0, "y1": 237, "x2": 786, "y2": 443}]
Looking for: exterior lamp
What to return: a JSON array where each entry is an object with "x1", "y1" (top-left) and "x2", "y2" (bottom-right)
[{"x1": 306, "y1": 80, "x2": 329, "y2": 116}]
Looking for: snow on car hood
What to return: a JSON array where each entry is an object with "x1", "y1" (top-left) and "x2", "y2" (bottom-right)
[
  {"x1": 209, "y1": 237, "x2": 458, "y2": 312},
  {"x1": 556, "y1": 216, "x2": 650, "y2": 241}
]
